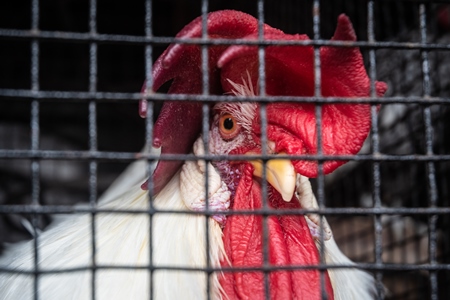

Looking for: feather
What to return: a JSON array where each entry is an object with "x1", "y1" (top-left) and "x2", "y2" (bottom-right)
[
  {"x1": 0, "y1": 152, "x2": 225, "y2": 300},
  {"x1": 318, "y1": 237, "x2": 378, "y2": 300}
]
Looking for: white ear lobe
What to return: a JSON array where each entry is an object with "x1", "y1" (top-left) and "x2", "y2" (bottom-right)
[
  {"x1": 180, "y1": 160, "x2": 223, "y2": 209},
  {"x1": 179, "y1": 137, "x2": 231, "y2": 225}
]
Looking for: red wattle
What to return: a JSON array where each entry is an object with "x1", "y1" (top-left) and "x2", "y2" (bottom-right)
[{"x1": 220, "y1": 164, "x2": 334, "y2": 299}]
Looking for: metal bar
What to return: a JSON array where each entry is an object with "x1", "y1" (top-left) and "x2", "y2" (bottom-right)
[
  {"x1": 88, "y1": 0, "x2": 98, "y2": 299},
  {"x1": 367, "y1": 1, "x2": 384, "y2": 299},
  {"x1": 30, "y1": 0, "x2": 40, "y2": 298},
  {"x1": 200, "y1": 1, "x2": 212, "y2": 299},
  {"x1": 2, "y1": 261, "x2": 450, "y2": 275},
  {"x1": 0, "y1": 205, "x2": 447, "y2": 216},
  {"x1": 2, "y1": 89, "x2": 450, "y2": 104},
  {"x1": 4, "y1": 150, "x2": 450, "y2": 162},
  {"x1": 1, "y1": 205, "x2": 449, "y2": 216},
  {"x1": 145, "y1": 98, "x2": 155, "y2": 300},
  {"x1": 1, "y1": 28, "x2": 450, "y2": 50},
  {"x1": 256, "y1": 1, "x2": 270, "y2": 299},
  {"x1": 312, "y1": 0, "x2": 328, "y2": 298},
  {"x1": 144, "y1": 0, "x2": 154, "y2": 299},
  {"x1": 419, "y1": 4, "x2": 439, "y2": 300}
]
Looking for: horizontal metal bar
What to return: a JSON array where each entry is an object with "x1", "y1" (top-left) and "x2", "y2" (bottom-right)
[
  {"x1": 1, "y1": 150, "x2": 450, "y2": 162},
  {"x1": 1, "y1": 262, "x2": 450, "y2": 275},
  {"x1": 0, "y1": 149, "x2": 138, "y2": 160},
  {"x1": 0, "y1": 28, "x2": 450, "y2": 51},
  {"x1": 0, "y1": 205, "x2": 448, "y2": 216},
  {"x1": 1, "y1": 89, "x2": 450, "y2": 104}
]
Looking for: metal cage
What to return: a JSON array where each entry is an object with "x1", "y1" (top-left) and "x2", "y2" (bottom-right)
[{"x1": 0, "y1": 0, "x2": 449, "y2": 299}]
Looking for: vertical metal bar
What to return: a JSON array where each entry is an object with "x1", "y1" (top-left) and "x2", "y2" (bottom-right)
[
  {"x1": 88, "y1": 161, "x2": 97, "y2": 298},
  {"x1": 367, "y1": 2, "x2": 384, "y2": 299},
  {"x1": 145, "y1": 97, "x2": 154, "y2": 300},
  {"x1": 88, "y1": 0, "x2": 98, "y2": 299},
  {"x1": 312, "y1": 0, "x2": 327, "y2": 299},
  {"x1": 30, "y1": 0, "x2": 40, "y2": 299},
  {"x1": 144, "y1": 0, "x2": 154, "y2": 299},
  {"x1": 257, "y1": 1, "x2": 270, "y2": 299},
  {"x1": 200, "y1": 1, "x2": 212, "y2": 298},
  {"x1": 201, "y1": 101, "x2": 211, "y2": 299},
  {"x1": 144, "y1": 104, "x2": 154, "y2": 300},
  {"x1": 419, "y1": 4, "x2": 438, "y2": 300}
]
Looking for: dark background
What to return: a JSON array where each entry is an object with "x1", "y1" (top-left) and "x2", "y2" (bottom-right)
[{"x1": 0, "y1": 1, "x2": 450, "y2": 299}]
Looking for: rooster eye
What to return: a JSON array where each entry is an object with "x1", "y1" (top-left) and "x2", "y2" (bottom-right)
[{"x1": 219, "y1": 113, "x2": 241, "y2": 140}]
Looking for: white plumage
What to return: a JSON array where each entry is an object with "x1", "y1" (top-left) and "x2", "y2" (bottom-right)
[
  {"x1": 0, "y1": 152, "x2": 224, "y2": 300},
  {"x1": 0, "y1": 159, "x2": 377, "y2": 299}
]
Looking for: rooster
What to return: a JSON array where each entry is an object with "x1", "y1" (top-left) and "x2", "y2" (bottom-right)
[{"x1": 0, "y1": 10, "x2": 386, "y2": 300}]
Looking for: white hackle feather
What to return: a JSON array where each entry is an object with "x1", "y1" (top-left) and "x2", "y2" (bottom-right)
[{"x1": 0, "y1": 147, "x2": 225, "y2": 300}]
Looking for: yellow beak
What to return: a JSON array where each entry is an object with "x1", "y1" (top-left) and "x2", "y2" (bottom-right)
[{"x1": 249, "y1": 155, "x2": 297, "y2": 202}]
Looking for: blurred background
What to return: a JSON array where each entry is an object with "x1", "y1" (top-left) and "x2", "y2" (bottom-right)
[{"x1": 0, "y1": 1, "x2": 449, "y2": 299}]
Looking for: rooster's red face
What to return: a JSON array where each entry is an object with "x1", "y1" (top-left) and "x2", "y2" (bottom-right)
[{"x1": 140, "y1": 10, "x2": 387, "y2": 300}]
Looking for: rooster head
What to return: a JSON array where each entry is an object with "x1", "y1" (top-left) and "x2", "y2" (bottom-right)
[{"x1": 140, "y1": 10, "x2": 387, "y2": 299}]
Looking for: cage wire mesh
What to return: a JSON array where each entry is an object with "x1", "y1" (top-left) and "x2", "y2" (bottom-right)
[{"x1": 0, "y1": 0, "x2": 449, "y2": 299}]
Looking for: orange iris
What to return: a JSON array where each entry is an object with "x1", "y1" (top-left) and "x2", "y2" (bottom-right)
[{"x1": 219, "y1": 113, "x2": 241, "y2": 140}]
